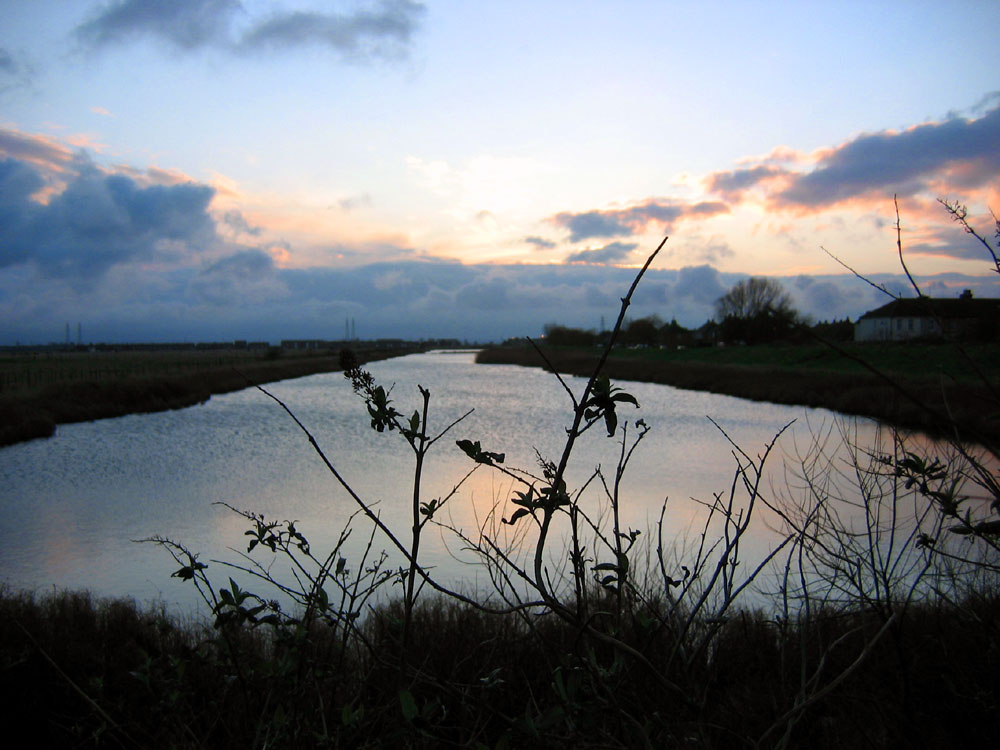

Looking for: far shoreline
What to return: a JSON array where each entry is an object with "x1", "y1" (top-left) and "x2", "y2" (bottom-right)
[
  {"x1": 0, "y1": 346, "x2": 419, "y2": 448},
  {"x1": 475, "y1": 344, "x2": 1000, "y2": 446}
]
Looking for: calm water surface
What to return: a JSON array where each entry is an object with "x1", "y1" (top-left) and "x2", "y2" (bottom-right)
[{"x1": 0, "y1": 350, "x2": 914, "y2": 614}]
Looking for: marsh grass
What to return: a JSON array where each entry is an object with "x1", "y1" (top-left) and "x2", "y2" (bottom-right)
[
  {"x1": 0, "y1": 347, "x2": 415, "y2": 447},
  {"x1": 4, "y1": 585, "x2": 998, "y2": 748}
]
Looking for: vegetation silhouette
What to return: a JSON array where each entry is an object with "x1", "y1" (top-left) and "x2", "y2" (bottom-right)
[{"x1": 3, "y1": 201, "x2": 999, "y2": 747}]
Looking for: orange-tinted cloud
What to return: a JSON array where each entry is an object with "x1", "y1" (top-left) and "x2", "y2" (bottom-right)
[
  {"x1": 703, "y1": 104, "x2": 1000, "y2": 219},
  {"x1": 0, "y1": 127, "x2": 74, "y2": 172},
  {"x1": 551, "y1": 199, "x2": 729, "y2": 242}
]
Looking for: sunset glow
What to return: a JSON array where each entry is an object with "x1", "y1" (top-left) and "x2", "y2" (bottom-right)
[{"x1": 1, "y1": 1, "x2": 998, "y2": 343}]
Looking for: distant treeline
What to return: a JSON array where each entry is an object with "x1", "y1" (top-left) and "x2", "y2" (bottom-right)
[{"x1": 534, "y1": 315, "x2": 855, "y2": 349}]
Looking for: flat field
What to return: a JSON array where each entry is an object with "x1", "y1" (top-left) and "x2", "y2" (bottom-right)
[{"x1": 0, "y1": 346, "x2": 415, "y2": 447}]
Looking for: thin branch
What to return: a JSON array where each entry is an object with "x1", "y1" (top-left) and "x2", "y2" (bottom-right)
[
  {"x1": 821, "y1": 245, "x2": 898, "y2": 299},
  {"x1": 527, "y1": 336, "x2": 579, "y2": 409},
  {"x1": 894, "y1": 195, "x2": 923, "y2": 298},
  {"x1": 939, "y1": 198, "x2": 1000, "y2": 274}
]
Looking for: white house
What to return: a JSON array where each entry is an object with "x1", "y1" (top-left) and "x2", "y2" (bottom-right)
[{"x1": 854, "y1": 291, "x2": 1000, "y2": 342}]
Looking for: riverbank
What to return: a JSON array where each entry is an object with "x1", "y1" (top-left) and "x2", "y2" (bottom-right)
[
  {"x1": 4, "y1": 585, "x2": 996, "y2": 748},
  {"x1": 0, "y1": 347, "x2": 417, "y2": 447},
  {"x1": 476, "y1": 343, "x2": 1000, "y2": 445}
]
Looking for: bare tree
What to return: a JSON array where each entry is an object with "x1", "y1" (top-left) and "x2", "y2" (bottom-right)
[
  {"x1": 715, "y1": 276, "x2": 795, "y2": 321},
  {"x1": 715, "y1": 276, "x2": 798, "y2": 343}
]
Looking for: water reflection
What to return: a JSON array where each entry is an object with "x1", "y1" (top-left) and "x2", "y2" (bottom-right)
[{"x1": 0, "y1": 350, "x2": 987, "y2": 615}]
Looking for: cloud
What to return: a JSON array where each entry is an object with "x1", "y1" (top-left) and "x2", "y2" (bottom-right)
[
  {"x1": 75, "y1": 0, "x2": 241, "y2": 51},
  {"x1": 777, "y1": 107, "x2": 1000, "y2": 208},
  {"x1": 222, "y1": 209, "x2": 261, "y2": 236},
  {"x1": 239, "y1": 1, "x2": 426, "y2": 60},
  {"x1": 74, "y1": 0, "x2": 426, "y2": 61},
  {"x1": 4, "y1": 241, "x2": 997, "y2": 344},
  {"x1": 554, "y1": 210, "x2": 629, "y2": 242},
  {"x1": 566, "y1": 241, "x2": 638, "y2": 265},
  {"x1": 0, "y1": 46, "x2": 33, "y2": 93},
  {"x1": 190, "y1": 248, "x2": 286, "y2": 305},
  {"x1": 524, "y1": 235, "x2": 556, "y2": 250},
  {"x1": 0, "y1": 47, "x2": 17, "y2": 74},
  {"x1": 676, "y1": 238, "x2": 736, "y2": 265},
  {"x1": 552, "y1": 199, "x2": 729, "y2": 242},
  {"x1": 704, "y1": 165, "x2": 786, "y2": 202},
  {"x1": 672, "y1": 265, "x2": 729, "y2": 303},
  {"x1": 337, "y1": 193, "x2": 372, "y2": 211},
  {"x1": 0, "y1": 159, "x2": 46, "y2": 266},
  {"x1": 697, "y1": 103, "x2": 1000, "y2": 228},
  {"x1": 203, "y1": 248, "x2": 273, "y2": 277},
  {"x1": 793, "y1": 276, "x2": 857, "y2": 315},
  {"x1": 0, "y1": 128, "x2": 75, "y2": 173},
  {"x1": 455, "y1": 278, "x2": 511, "y2": 311},
  {"x1": 0, "y1": 152, "x2": 218, "y2": 279},
  {"x1": 744, "y1": 106, "x2": 1000, "y2": 212}
]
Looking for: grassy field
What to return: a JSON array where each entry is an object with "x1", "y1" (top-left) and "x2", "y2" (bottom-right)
[
  {"x1": 0, "y1": 346, "x2": 417, "y2": 447},
  {"x1": 614, "y1": 339, "x2": 1000, "y2": 377},
  {"x1": 477, "y1": 342, "x2": 1000, "y2": 444},
  {"x1": 0, "y1": 349, "x2": 282, "y2": 393}
]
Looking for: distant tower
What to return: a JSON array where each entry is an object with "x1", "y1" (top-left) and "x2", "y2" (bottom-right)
[{"x1": 351, "y1": 318, "x2": 356, "y2": 340}]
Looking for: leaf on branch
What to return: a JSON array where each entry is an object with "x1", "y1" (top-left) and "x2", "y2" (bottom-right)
[
  {"x1": 399, "y1": 689, "x2": 418, "y2": 721},
  {"x1": 503, "y1": 507, "x2": 532, "y2": 525},
  {"x1": 582, "y1": 375, "x2": 640, "y2": 436},
  {"x1": 171, "y1": 561, "x2": 207, "y2": 581},
  {"x1": 456, "y1": 439, "x2": 505, "y2": 465}
]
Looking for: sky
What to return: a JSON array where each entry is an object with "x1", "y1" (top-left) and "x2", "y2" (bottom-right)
[{"x1": 1, "y1": 0, "x2": 999, "y2": 344}]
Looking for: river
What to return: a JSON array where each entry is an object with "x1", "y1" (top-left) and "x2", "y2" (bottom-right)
[{"x1": 0, "y1": 350, "x2": 969, "y2": 616}]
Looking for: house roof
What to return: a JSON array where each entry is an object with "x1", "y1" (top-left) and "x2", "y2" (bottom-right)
[{"x1": 858, "y1": 297, "x2": 1000, "y2": 320}]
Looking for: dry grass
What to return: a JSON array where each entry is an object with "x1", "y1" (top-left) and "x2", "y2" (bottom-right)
[
  {"x1": 0, "y1": 347, "x2": 417, "y2": 447},
  {"x1": 4, "y1": 584, "x2": 998, "y2": 748}
]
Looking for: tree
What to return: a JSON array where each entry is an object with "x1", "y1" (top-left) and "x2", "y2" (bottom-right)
[
  {"x1": 715, "y1": 276, "x2": 794, "y2": 320},
  {"x1": 622, "y1": 315, "x2": 662, "y2": 347},
  {"x1": 715, "y1": 276, "x2": 798, "y2": 343},
  {"x1": 543, "y1": 323, "x2": 599, "y2": 347}
]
